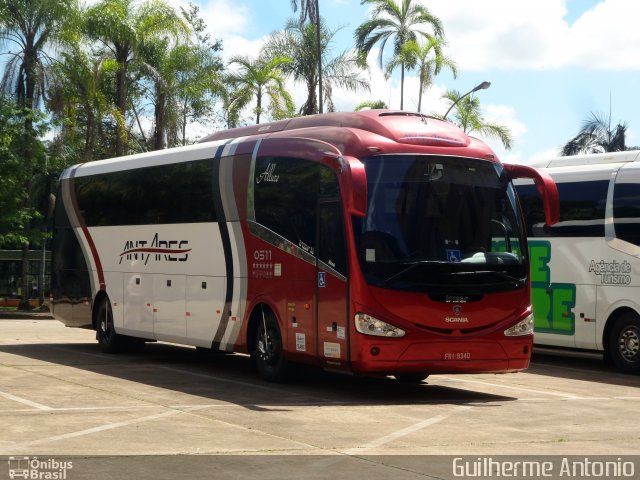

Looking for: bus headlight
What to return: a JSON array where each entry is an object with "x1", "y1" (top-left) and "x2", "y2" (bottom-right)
[
  {"x1": 355, "y1": 313, "x2": 405, "y2": 338},
  {"x1": 504, "y1": 313, "x2": 534, "y2": 337}
]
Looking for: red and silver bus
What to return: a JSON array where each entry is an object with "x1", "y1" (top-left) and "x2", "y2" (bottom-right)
[{"x1": 52, "y1": 110, "x2": 559, "y2": 382}]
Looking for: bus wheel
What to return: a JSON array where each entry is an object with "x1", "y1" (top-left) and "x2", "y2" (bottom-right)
[
  {"x1": 608, "y1": 312, "x2": 640, "y2": 374},
  {"x1": 394, "y1": 374, "x2": 429, "y2": 384},
  {"x1": 254, "y1": 311, "x2": 289, "y2": 382},
  {"x1": 95, "y1": 298, "x2": 125, "y2": 353}
]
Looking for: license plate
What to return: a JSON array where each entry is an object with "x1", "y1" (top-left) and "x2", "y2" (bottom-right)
[{"x1": 443, "y1": 352, "x2": 471, "y2": 360}]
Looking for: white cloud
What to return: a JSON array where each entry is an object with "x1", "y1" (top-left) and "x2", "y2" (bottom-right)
[
  {"x1": 180, "y1": 0, "x2": 250, "y2": 38},
  {"x1": 528, "y1": 147, "x2": 563, "y2": 165},
  {"x1": 569, "y1": 0, "x2": 640, "y2": 70},
  {"x1": 484, "y1": 104, "x2": 527, "y2": 139},
  {"x1": 421, "y1": 0, "x2": 640, "y2": 71}
]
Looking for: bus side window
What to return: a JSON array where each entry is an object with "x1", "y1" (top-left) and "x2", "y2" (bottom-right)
[
  {"x1": 318, "y1": 199, "x2": 347, "y2": 276},
  {"x1": 614, "y1": 165, "x2": 640, "y2": 247},
  {"x1": 515, "y1": 180, "x2": 608, "y2": 238},
  {"x1": 254, "y1": 157, "x2": 335, "y2": 255}
]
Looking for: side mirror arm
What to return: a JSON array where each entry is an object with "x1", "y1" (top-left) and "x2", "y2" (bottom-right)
[{"x1": 504, "y1": 163, "x2": 560, "y2": 226}]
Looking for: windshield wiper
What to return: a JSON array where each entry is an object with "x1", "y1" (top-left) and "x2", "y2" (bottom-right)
[
  {"x1": 381, "y1": 260, "x2": 449, "y2": 287},
  {"x1": 449, "y1": 270, "x2": 526, "y2": 287}
]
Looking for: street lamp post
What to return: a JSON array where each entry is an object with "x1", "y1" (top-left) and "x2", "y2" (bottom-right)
[{"x1": 443, "y1": 81, "x2": 491, "y2": 120}]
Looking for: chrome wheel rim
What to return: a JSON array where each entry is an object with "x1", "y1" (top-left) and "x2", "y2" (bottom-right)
[{"x1": 618, "y1": 326, "x2": 640, "y2": 362}]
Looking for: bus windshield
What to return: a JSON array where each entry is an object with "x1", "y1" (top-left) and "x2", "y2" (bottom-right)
[{"x1": 352, "y1": 155, "x2": 527, "y2": 293}]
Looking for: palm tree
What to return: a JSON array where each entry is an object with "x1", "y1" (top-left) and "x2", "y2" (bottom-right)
[
  {"x1": 385, "y1": 37, "x2": 456, "y2": 112},
  {"x1": 0, "y1": 0, "x2": 75, "y2": 109},
  {"x1": 0, "y1": 0, "x2": 76, "y2": 310},
  {"x1": 85, "y1": 0, "x2": 186, "y2": 155},
  {"x1": 48, "y1": 46, "x2": 123, "y2": 162},
  {"x1": 174, "y1": 4, "x2": 224, "y2": 146},
  {"x1": 263, "y1": 18, "x2": 369, "y2": 115},
  {"x1": 562, "y1": 111, "x2": 629, "y2": 155},
  {"x1": 137, "y1": 23, "x2": 193, "y2": 150},
  {"x1": 354, "y1": 100, "x2": 387, "y2": 111},
  {"x1": 227, "y1": 55, "x2": 294, "y2": 124},
  {"x1": 290, "y1": 0, "x2": 322, "y2": 112},
  {"x1": 355, "y1": 0, "x2": 444, "y2": 110},
  {"x1": 437, "y1": 89, "x2": 513, "y2": 150},
  {"x1": 290, "y1": 0, "x2": 319, "y2": 22}
]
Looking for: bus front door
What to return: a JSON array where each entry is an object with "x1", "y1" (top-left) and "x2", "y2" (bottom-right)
[{"x1": 316, "y1": 198, "x2": 350, "y2": 371}]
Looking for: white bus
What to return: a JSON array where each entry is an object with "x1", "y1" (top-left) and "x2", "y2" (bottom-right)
[{"x1": 514, "y1": 150, "x2": 640, "y2": 373}]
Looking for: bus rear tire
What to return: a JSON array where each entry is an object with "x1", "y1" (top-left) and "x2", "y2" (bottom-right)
[
  {"x1": 95, "y1": 298, "x2": 127, "y2": 353},
  {"x1": 394, "y1": 373, "x2": 429, "y2": 384},
  {"x1": 253, "y1": 311, "x2": 289, "y2": 383},
  {"x1": 608, "y1": 312, "x2": 640, "y2": 374}
]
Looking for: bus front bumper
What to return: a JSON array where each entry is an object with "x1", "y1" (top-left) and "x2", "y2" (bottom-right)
[{"x1": 350, "y1": 336, "x2": 533, "y2": 375}]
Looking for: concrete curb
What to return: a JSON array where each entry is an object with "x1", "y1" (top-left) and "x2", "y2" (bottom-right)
[{"x1": 0, "y1": 311, "x2": 55, "y2": 320}]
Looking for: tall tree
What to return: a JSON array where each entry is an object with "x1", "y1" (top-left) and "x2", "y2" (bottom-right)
[
  {"x1": 0, "y1": 0, "x2": 75, "y2": 309},
  {"x1": 290, "y1": 0, "x2": 319, "y2": 23},
  {"x1": 227, "y1": 54, "x2": 294, "y2": 124},
  {"x1": 263, "y1": 18, "x2": 369, "y2": 115},
  {"x1": 385, "y1": 37, "x2": 456, "y2": 112},
  {"x1": 136, "y1": 12, "x2": 190, "y2": 150},
  {"x1": 85, "y1": 0, "x2": 187, "y2": 155},
  {"x1": 438, "y1": 89, "x2": 513, "y2": 150},
  {"x1": 48, "y1": 46, "x2": 123, "y2": 163},
  {"x1": 290, "y1": 0, "x2": 322, "y2": 112},
  {"x1": 562, "y1": 111, "x2": 630, "y2": 156},
  {"x1": 355, "y1": 0, "x2": 443, "y2": 110},
  {"x1": 174, "y1": 4, "x2": 224, "y2": 146}
]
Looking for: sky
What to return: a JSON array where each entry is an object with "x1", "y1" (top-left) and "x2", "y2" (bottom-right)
[{"x1": 178, "y1": 0, "x2": 640, "y2": 164}]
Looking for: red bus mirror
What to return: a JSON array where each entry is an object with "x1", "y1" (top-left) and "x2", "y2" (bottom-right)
[
  {"x1": 346, "y1": 158, "x2": 367, "y2": 217},
  {"x1": 504, "y1": 163, "x2": 560, "y2": 226}
]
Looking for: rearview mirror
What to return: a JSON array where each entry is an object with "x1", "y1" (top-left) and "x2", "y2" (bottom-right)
[{"x1": 503, "y1": 163, "x2": 560, "y2": 226}]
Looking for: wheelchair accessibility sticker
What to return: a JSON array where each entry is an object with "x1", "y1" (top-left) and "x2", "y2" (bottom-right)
[
  {"x1": 447, "y1": 249, "x2": 461, "y2": 263},
  {"x1": 318, "y1": 271, "x2": 326, "y2": 288}
]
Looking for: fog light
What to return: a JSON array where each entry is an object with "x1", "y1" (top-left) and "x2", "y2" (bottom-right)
[{"x1": 370, "y1": 346, "x2": 380, "y2": 356}]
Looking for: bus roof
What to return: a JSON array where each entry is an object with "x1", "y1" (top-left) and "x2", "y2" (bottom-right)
[
  {"x1": 530, "y1": 150, "x2": 640, "y2": 169},
  {"x1": 199, "y1": 110, "x2": 498, "y2": 161},
  {"x1": 67, "y1": 110, "x2": 499, "y2": 178}
]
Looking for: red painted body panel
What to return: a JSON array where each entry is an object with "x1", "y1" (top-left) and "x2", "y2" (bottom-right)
[
  {"x1": 215, "y1": 111, "x2": 540, "y2": 375},
  {"x1": 53, "y1": 110, "x2": 553, "y2": 378}
]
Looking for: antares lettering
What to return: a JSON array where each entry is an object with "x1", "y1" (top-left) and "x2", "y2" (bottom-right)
[{"x1": 119, "y1": 233, "x2": 191, "y2": 264}]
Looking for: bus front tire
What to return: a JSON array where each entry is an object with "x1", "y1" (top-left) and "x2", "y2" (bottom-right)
[
  {"x1": 253, "y1": 312, "x2": 289, "y2": 383},
  {"x1": 608, "y1": 312, "x2": 640, "y2": 374},
  {"x1": 95, "y1": 298, "x2": 127, "y2": 353}
]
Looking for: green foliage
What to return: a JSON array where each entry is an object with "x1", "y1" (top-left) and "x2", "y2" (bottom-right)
[
  {"x1": 354, "y1": 100, "x2": 388, "y2": 111},
  {"x1": 385, "y1": 37, "x2": 456, "y2": 112},
  {"x1": 0, "y1": 97, "x2": 49, "y2": 247},
  {"x1": 438, "y1": 89, "x2": 513, "y2": 150},
  {"x1": 354, "y1": 0, "x2": 444, "y2": 109},
  {"x1": 562, "y1": 111, "x2": 631, "y2": 155},
  {"x1": 227, "y1": 54, "x2": 295, "y2": 124},
  {"x1": 0, "y1": 0, "x2": 77, "y2": 108},
  {"x1": 264, "y1": 18, "x2": 369, "y2": 115}
]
